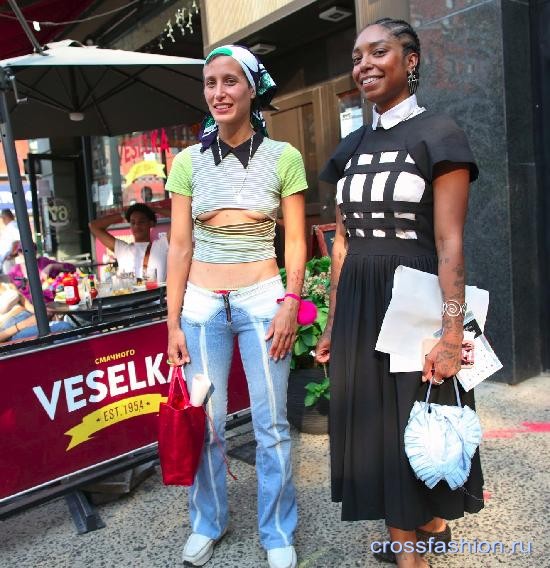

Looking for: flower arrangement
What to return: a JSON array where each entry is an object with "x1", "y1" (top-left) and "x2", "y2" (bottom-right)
[
  {"x1": 280, "y1": 256, "x2": 331, "y2": 407},
  {"x1": 281, "y1": 256, "x2": 331, "y2": 368}
]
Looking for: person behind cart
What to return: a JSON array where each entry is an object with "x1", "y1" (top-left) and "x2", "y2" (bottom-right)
[
  {"x1": 0, "y1": 209, "x2": 21, "y2": 274},
  {"x1": 8, "y1": 253, "x2": 75, "y2": 303},
  {"x1": 165, "y1": 46, "x2": 307, "y2": 568},
  {"x1": 89, "y1": 202, "x2": 171, "y2": 282},
  {"x1": 0, "y1": 283, "x2": 74, "y2": 343}
]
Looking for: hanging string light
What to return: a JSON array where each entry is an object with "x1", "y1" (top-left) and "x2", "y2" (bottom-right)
[
  {"x1": 175, "y1": 8, "x2": 186, "y2": 36},
  {"x1": 166, "y1": 19, "x2": 175, "y2": 43},
  {"x1": 157, "y1": 1, "x2": 199, "y2": 52}
]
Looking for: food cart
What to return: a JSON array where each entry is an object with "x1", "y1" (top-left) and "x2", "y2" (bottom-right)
[
  {"x1": 0, "y1": 39, "x2": 250, "y2": 528},
  {"x1": 0, "y1": 307, "x2": 250, "y2": 527}
]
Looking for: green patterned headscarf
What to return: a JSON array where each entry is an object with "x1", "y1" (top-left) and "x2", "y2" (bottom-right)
[{"x1": 199, "y1": 45, "x2": 277, "y2": 150}]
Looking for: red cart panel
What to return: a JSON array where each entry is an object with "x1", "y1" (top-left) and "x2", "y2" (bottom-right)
[{"x1": 0, "y1": 321, "x2": 249, "y2": 502}]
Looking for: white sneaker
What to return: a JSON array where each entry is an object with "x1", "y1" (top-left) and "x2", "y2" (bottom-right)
[
  {"x1": 182, "y1": 532, "x2": 225, "y2": 566},
  {"x1": 267, "y1": 546, "x2": 297, "y2": 568}
]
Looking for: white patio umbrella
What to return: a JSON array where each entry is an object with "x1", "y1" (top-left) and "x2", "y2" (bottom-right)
[
  {"x1": 0, "y1": 40, "x2": 206, "y2": 139},
  {"x1": 0, "y1": 40, "x2": 206, "y2": 336}
]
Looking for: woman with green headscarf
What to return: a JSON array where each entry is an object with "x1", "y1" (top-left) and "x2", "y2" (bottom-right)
[{"x1": 165, "y1": 45, "x2": 307, "y2": 568}]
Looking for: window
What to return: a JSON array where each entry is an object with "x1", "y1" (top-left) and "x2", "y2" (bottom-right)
[{"x1": 90, "y1": 124, "x2": 199, "y2": 216}]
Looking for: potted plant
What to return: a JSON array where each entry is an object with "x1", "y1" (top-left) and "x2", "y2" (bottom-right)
[{"x1": 281, "y1": 257, "x2": 331, "y2": 434}]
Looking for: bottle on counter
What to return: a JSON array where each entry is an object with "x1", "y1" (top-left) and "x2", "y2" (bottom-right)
[
  {"x1": 62, "y1": 273, "x2": 81, "y2": 306},
  {"x1": 89, "y1": 274, "x2": 98, "y2": 299}
]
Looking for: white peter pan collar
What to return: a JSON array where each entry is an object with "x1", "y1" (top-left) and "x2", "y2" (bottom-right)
[{"x1": 372, "y1": 94, "x2": 426, "y2": 130}]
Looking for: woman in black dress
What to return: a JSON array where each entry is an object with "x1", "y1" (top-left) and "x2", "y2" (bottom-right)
[{"x1": 315, "y1": 18, "x2": 484, "y2": 568}]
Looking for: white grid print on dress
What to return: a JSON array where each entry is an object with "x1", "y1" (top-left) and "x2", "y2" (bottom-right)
[{"x1": 338, "y1": 152, "x2": 426, "y2": 240}]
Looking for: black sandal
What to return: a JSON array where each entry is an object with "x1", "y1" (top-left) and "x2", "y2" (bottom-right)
[
  {"x1": 373, "y1": 549, "x2": 397, "y2": 564},
  {"x1": 415, "y1": 524, "x2": 452, "y2": 553},
  {"x1": 416, "y1": 524, "x2": 452, "y2": 554}
]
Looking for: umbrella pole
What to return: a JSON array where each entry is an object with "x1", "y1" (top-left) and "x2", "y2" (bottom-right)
[
  {"x1": 0, "y1": 70, "x2": 50, "y2": 336},
  {"x1": 7, "y1": 0, "x2": 45, "y2": 55}
]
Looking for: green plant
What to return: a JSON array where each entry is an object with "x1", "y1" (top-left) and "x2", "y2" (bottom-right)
[
  {"x1": 280, "y1": 256, "x2": 331, "y2": 370},
  {"x1": 304, "y1": 364, "x2": 330, "y2": 407}
]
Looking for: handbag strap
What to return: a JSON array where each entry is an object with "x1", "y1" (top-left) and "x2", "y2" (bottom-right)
[
  {"x1": 453, "y1": 376, "x2": 462, "y2": 407},
  {"x1": 205, "y1": 411, "x2": 238, "y2": 481},
  {"x1": 424, "y1": 376, "x2": 462, "y2": 408},
  {"x1": 168, "y1": 365, "x2": 192, "y2": 407}
]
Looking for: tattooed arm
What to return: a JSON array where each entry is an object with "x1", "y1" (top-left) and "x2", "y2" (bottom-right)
[
  {"x1": 315, "y1": 206, "x2": 348, "y2": 363},
  {"x1": 266, "y1": 192, "x2": 306, "y2": 360},
  {"x1": 422, "y1": 162, "x2": 471, "y2": 383}
]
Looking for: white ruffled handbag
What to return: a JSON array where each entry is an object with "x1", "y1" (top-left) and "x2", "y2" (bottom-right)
[{"x1": 404, "y1": 377, "x2": 482, "y2": 490}]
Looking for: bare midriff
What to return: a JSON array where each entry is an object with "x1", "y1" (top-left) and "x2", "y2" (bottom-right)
[{"x1": 188, "y1": 208, "x2": 280, "y2": 289}]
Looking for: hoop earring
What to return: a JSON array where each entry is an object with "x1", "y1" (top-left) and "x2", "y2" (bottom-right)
[{"x1": 407, "y1": 69, "x2": 419, "y2": 95}]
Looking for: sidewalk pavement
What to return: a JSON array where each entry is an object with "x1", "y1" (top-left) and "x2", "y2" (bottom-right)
[{"x1": 1, "y1": 374, "x2": 548, "y2": 568}]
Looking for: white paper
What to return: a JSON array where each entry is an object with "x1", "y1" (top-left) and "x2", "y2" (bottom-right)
[
  {"x1": 389, "y1": 352, "x2": 417, "y2": 373},
  {"x1": 376, "y1": 266, "x2": 490, "y2": 373},
  {"x1": 457, "y1": 335, "x2": 502, "y2": 391}
]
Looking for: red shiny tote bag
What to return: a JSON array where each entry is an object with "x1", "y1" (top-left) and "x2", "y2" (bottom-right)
[{"x1": 158, "y1": 366, "x2": 206, "y2": 486}]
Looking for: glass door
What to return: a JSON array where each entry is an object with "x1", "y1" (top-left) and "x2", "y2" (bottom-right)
[{"x1": 27, "y1": 154, "x2": 88, "y2": 259}]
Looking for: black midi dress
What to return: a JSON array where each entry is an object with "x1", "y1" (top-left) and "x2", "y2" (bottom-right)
[{"x1": 320, "y1": 111, "x2": 484, "y2": 531}]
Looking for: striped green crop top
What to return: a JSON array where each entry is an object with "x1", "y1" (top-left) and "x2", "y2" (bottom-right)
[{"x1": 165, "y1": 136, "x2": 307, "y2": 263}]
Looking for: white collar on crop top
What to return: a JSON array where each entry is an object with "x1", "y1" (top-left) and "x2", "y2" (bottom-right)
[{"x1": 372, "y1": 94, "x2": 426, "y2": 130}]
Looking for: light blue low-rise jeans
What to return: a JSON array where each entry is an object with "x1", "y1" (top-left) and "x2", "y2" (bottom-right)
[{"x1": 180, "y1": 275, "x2": 297, "y2": 550}]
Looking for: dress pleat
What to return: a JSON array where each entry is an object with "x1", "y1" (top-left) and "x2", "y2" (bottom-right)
[{"x1": 329, "y1": 251, "x2": 484, "y2": 530}]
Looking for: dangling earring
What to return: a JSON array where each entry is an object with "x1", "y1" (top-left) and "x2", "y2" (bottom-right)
[{"x1": 407, "y1": 68, "x2": 419, "y2": 95}]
